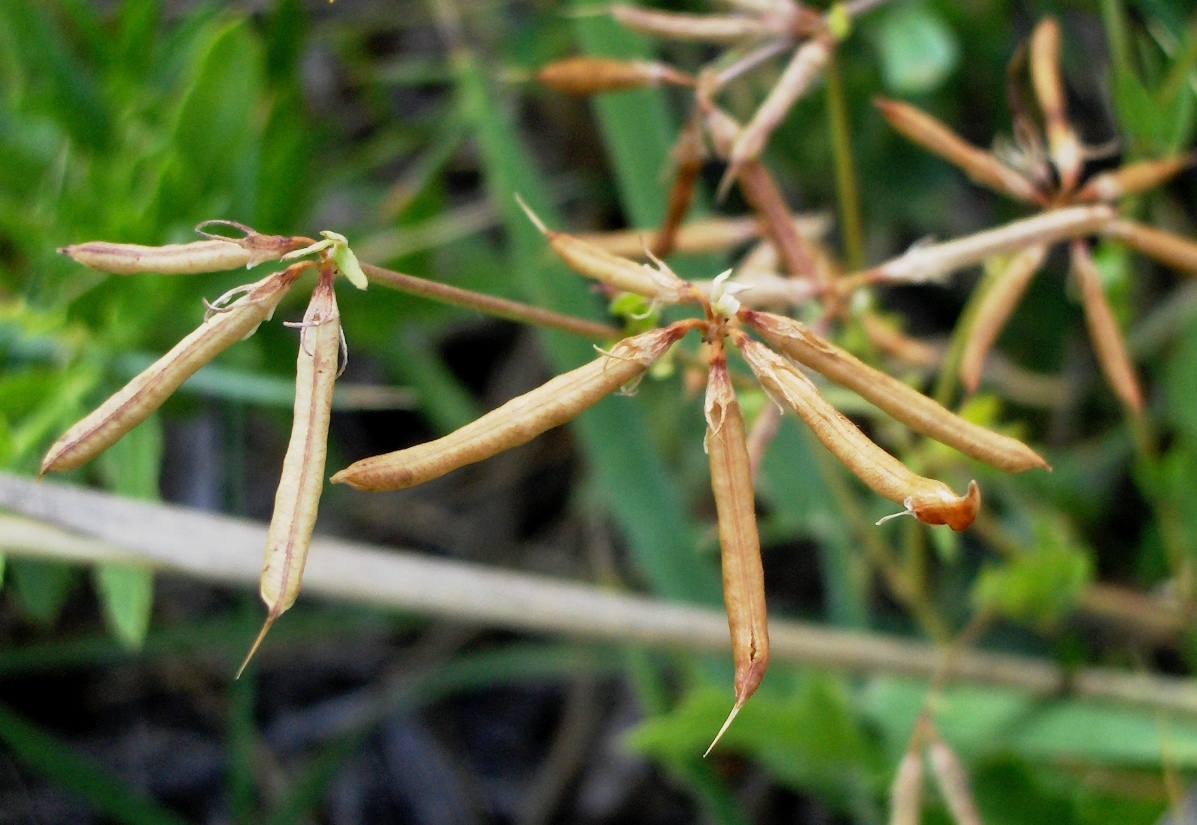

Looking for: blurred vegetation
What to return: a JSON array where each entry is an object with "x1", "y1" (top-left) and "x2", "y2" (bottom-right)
[{"x1": 1, "y1": 0, "x2": 1196, "y2": 822}]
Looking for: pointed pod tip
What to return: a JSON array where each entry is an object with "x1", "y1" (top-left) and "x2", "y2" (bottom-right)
[
  {"x1": 704, "y1": 698, "x2": 745, "y2": 758},
  {"x1": 514, "y1": 194, "x2": 550, "y2": 236},
  {"x1": 237, "y1": 611, "x2": 280, "y2": 679}
]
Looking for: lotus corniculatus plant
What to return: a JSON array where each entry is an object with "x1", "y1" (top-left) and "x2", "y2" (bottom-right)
[
  {"x1": 43, "y1": 222, "x2": 369, "y2": 675},
  {"x1": 330, "y1": 205, "x2": 1048, "y2": 751},
  {"x1": 877, "y1": 18, "x2": 1197, "y2": 412}
]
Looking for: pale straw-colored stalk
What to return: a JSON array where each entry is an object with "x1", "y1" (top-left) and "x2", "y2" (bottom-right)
[
  {"x1": 40, "y1": 266, "x2": 304, "y2": 477},
  {"x1": 610, "y1": 4, "x2": 773, "y2": 42}
]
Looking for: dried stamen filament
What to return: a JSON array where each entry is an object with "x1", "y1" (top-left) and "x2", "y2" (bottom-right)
[
  {"x1": 537, "y1": 57, "x2": 693, "y2": 95},
  {"x1": 241, "y1": 267, "x2": 342, "y2": 674},
  {"x1": 874, "y1": 98, "x2": 1043, "y2": 204},
  {"x1": 40, "y1": 267, "x2": 303, "y2": 477},
  {"x1": 734, "y1": 334, "x2": 981, "y2": 530},
  {"x1": 331, "y1": 324, "x2": 690, "y2": 492},
  {"x1": 517, "y1": 197, "x2": 695, "y2": 303},
  {"x1": 1070, "y1": 240, "x2": 1143, "y2": 413},
  {"x1": 958, "y1": 244, "x2": 1048, "y2": 393},
  {"x1": 60, "y1": 222, "x2": 306, "y2": 275},
  {"x1": 704, "y1": 346, "x2": 768, "y2": 755},
  {"x1": 740, "y1": 310, "x2": 1048, "y2": 473}
]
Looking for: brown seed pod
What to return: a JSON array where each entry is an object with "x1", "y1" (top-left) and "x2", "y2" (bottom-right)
[
  {"x1": 39, "y1": 267, "x2": 304, "y2": 478},
  {"x1": 1070, "y1": 240, "x2": 1143, "y2": 414},
  {"x1": 517, "y1": 197, "x2": 696, "y2": 303},
  {"x1": 60, "y1": 221, "x2": 307, "y2": 275},
  {"x1": 734, "y1": 333, "x2": 981, "y2": 530},
  {"x1": 1075, "y1": 154, "x2": 1196, "y2": 202},
  {"x1": 240, "y1": 267, "x2": 342, "y2": 675},
  {"x1": 331, "y1": 323, "x2": 690, "y2": 492},
  {"x1": 874, "y1": 98, "x2": 1043, "y2": 204},
  {"x1": 536, "y1": 56, "x2": 693, "y2": 95},
  {"x1": 1029, "y1": 18, "x2": 1082, "y2": 193},
  {"x1": 959, "y1": 244, "x2": 1048, "y2": 393},
  {"x1": 1105, "y1": 218, "x2": 1197, "y2": 276},
  {"x1": 741, "y1": 310, "x2": 1049, "y2": 473},
  {"x1": 704, "y1": 348, "x2": 769, "y2": 755}
]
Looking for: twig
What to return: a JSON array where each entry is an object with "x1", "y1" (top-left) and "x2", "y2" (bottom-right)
[{"x1": 2, "y1": 474, "x2": 1195, "y2": 715}]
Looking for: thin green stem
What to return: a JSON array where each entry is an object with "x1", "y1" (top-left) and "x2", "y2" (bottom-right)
[
  {"x1": 825, "y1": 52, "x2": 864, "y2": 272},
  {"x1": 361, "y1": 262, "x2": 621, "y2": 341}
]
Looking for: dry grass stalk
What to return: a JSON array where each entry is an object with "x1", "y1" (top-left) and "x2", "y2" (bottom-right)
[
  {"x1": 703, "y1": 345, "x2": 769, "y2": 754},
  {"x1": 331, "y1": 323, "x2": 690, "y2": 492},
  {"x1": 1070, "y1": 240, "x2": 1144, "y2": 413},
  {"x1": 240, "y1": 266, "x2": 343, "y2": 675},
  {"x1": 733, "y1": 333, "x2": 981, "y2": 530},
  {"x1": 958, "y1": 244, "x2": 1048, "y2": 393},
  {"x1": 39, "y1": 266, "x2": 304, "y2": 477},
  {"x1": 740, "y1": 310, "x2": 1049, "y2": 472}
]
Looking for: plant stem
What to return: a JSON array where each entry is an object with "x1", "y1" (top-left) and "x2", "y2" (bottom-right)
[
  {"x1": 824, "y1": 52, "x2": 864, "y2": 271},
  {"x1": 361, "y1": 262, "x2": 620, "y2": 341}
]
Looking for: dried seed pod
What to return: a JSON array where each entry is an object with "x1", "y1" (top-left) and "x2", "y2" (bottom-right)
[
  {"x1": 240, "y1": 267, "x2": 342, "y2": 675},
  {"x1": 959, "y1": 244, "x2": 1048, "y2": 393},
  {"x1": 60, "y1": 222, "x2": 306, "y2": 275},
  {"x1": 734, "y1": 333, "x2": 981, "y2": 530},
  {"x1": 651, "y1": 116, "x2": 706, "y2": 258},
  {"x1": 537, "y1": 57, "x2": 693, "y2": 95},
  {"x1": 874, "y1": 98, "x2": 1043, "y2": 204},
  {"x1": 1075, "y1": 154, "x2": 1196, "y2": 202},
  {"x1": 741, "y1": 310, "x2": 1048, "y2": 473},
  {"x1": 517, "y1": 197, "x2": 695, "y2": 303},
  {"x1": 1070, "y1": 241, "x2": 1143, "y2": 413},
  {"x1": 875, "y1": 204, "x2": 1116, "y2": 283},
  {"x1": 610, "y1": 4, "x2": 772, "y2": 42},
  {"x1": 889, "y1": 748, "x2": 925, "y2": 825},
  {"x1": 40, "y1": 267, "x2": 303, "y2": 477},
  {"x1": 725, "y1": 35, "x2": 832, "y2": 178},
  {"x1": 1105, "y1": 218, "x2": 1197, "y2": 276},
  {"x1": 331, "y1": 324, "x2": 689, "y2": 491},
  {"x1": 1029, "y1": 19, "x2": 1082, "y2": 193},
  {"x1": 704, "y1": 348, "x2": 769, "y2": 754},
  {"x1": 928, "y1": 738, "x2": 983, "y2": 825}
]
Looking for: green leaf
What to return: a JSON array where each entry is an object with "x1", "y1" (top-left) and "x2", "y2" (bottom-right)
[
  {"x1": 8, "y1": 558, "x2": 78, "y2": 626},
  {"x1": 872, "y1": 2, "x2": 960, "y2": 95},
  {"x1": 0, "y1": 701, "x2": 190, "y2": 825}
]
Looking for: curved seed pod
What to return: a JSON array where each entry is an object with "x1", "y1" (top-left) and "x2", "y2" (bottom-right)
[
  {"x1": 1029, "y1": 19, "x2": 1082, "y2": 193},
  {"x1": 734, "y1": 334, "x2": 981, "y2": 530},
  {"x1": 874, "y1": 205, "x2": 1115, "y2": 284},
  {"x1": 704, "y1": 349, "x2": 769, "y2": 755},
  {"x1": 889, "y1": 748, "x2": 925, "y2": 825},
  {"x1": 240, "y1": 268, "x2": 342, "y2": 675},
  {"x1": 874, "y1": 98, "x2": 1043, "y2": 204},
  {"x1": 1070, "y1": 241, "x2": 1143, "y2": 413},
  {"x1": 1105, "y1": 219, "x2": 1197, "y2": 275},
  {"x1": 516, "y1": 197, "x2": 695, "y2": 303},
  {"x1": 610, "y1": 5, "x2": 773, "y2": 42},
  {"x1": 537, "y1": 57, "x2": 693, "y2": 95},
  {"x1": 578, "y1": 214, "x2": 831, "y2": 259},
  {"x1": 928, "y1": 738, "x2": 983, "y2": 825},
  {"x1": 651, "y1": 115, "x2": 705, "y2": 258},
  {"x1": 40, "y1": 268, "x2": 302, "y2": 477},
  {"x1": 1075, "y1": 154, "x2": 1196, "y2": 202},
  {"x1": 959, "y1": 244, "x2": 1048, "y2": 393},
  {"x1": 726, "y1": 35, "x2": 832, "y2": 175},
  {"x1": 741, "y1": 310, "x2": 1048, "y2": 473},
  {"x1": 60, "y1": 223, "x2": 306, "y2": 275},
  {"x1": 332, "y1": 324, "x2": 689, "y2": 492}
]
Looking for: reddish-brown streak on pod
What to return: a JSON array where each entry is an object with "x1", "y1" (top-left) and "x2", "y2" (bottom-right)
[
  {"x1": 331, "y1": 324, "x2": 689, "y2": 492},
  {"x1": 741, "y1": 310, "x2": 1049, "y2": 473},
  {"x1": 40, "y1": 268, "x2": 302, "y2": 478},
  {"x1": 704, "y1": 350, "x2": 769, "y2": 755}
]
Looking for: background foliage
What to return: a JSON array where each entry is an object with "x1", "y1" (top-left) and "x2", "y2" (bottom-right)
[{"x1": 1, "y1": 0, "x2": 1196, "y2": 822}]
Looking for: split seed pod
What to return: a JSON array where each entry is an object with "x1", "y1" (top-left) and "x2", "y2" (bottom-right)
[
  {"x1": 517, "y1": 197, "x2": 695, "y2": 303},
  {"x1": 958, "y1": 244, "x2": 1048, "y2": 393},
  {"x1": 40, "y1": 267, "x2": 303, "y2": 477},
  {"x1": 704, "y1": 347, "x2": 769, "y2": 755},
  {"x1": 241, "y1": 267, "x2": 342, "y2": 675},
  {"x1": 874, "y1": 98, "x2": 1042, "y2": 204},
  {"x1": 740, "y1": 310, "x2": 1048, "y2": 473},
  {"x1": 537, "y1": 57, "x2": 693, "y2": 95},
  {"x1": 1070, "y1": 240, "x2": 1143, "y2": 413},
  {"x1": 60, "y1": 221, "x2": 306, "y2": 275},
  {"x1": 332, "y1": 323, "x2": 688, "y2": 492},
  {"x1": 734, "y1": 333, "x2": 981, "y2": 530}
]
